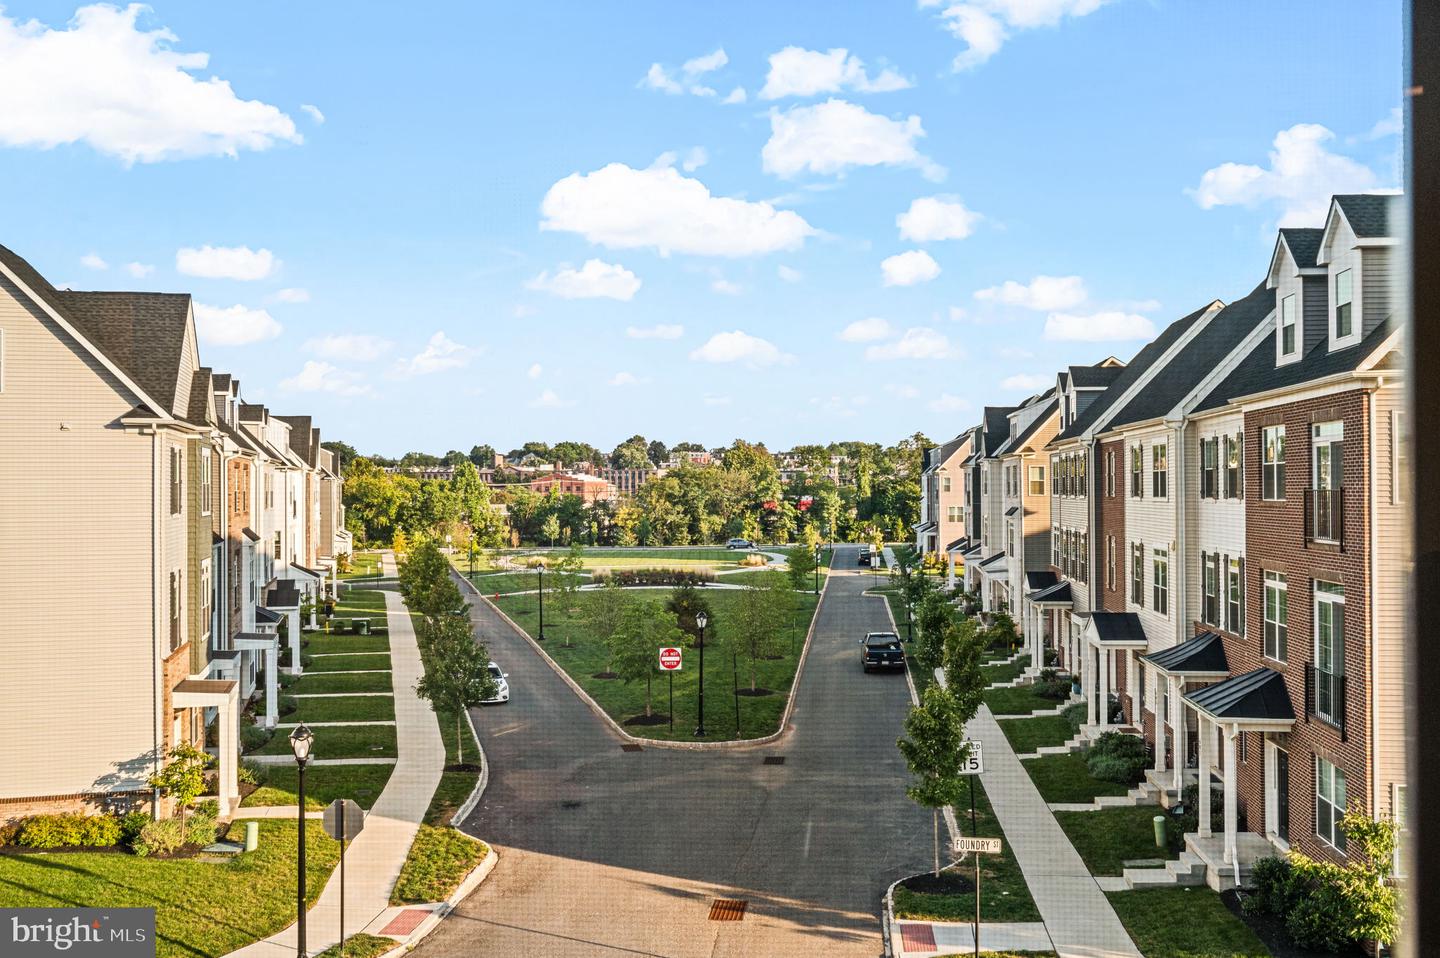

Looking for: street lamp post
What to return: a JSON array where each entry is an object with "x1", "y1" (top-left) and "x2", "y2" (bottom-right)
[
  {"x1": 694, "y1": 611, "x2": 708, "y2": 737},
  {"x1": 536, "y1": 561, "x2": 545, "y2": 641},
  {"x1": 289, "y1": 723, "x2": 315, "y2": 958},
  {"x1": 732, "y1": 645, "x2": 741, "y2": 739},
  {"x1": 468, "y1": 537, "x2": 476, "y2": 581},
  {"x1": 902, "y1": 566, "x2": 914, "y2": 644},
  {"x1": 813, "y1": 544, "x2": 822, "y2": 595}
]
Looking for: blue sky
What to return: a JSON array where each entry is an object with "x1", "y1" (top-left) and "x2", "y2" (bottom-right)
[{"x1": 0, "y1": 1, "x2": 1403, "y2": 455}]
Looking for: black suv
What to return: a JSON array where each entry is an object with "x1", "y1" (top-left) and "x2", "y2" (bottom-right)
[
  {"x1": 860, "y1": 632, "x2": 905, "y2": 672},
  {"x1": 857, "y1": 546, "x2": 871, "y2": 566}
]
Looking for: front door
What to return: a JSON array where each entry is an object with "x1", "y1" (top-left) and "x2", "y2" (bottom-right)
[
  {"x1": 1312, "y1": 422, "x2": 1344, "y2": 540},
  {"x1": 1270, "y1": 745, "x2": 1291, "y2": 842}
]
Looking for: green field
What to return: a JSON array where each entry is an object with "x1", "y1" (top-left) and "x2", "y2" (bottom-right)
[
  {"x1": 493, "y1": 585, "x2": 819, "y2": 741},
  {"x1": 286, "y1": 695, "x2": 395, "y2": 723},
  {"x1": 307, "y1": 652, "x2": 392, "y2": 672},
  {"x1": 1022, "y1": 753, "x2": 1131, "y2": 804},
  {"x1": 241, "y1": 763, "x2": 394, "y2": 809},
  {"x1": 253, "y1": 723, "x2": 397, "y2": 759}
]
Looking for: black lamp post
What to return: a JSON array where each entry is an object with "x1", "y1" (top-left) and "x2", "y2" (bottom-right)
[
  {"x1": 289, "y1": 723, "x2": 315, "y2": 958},
  {"x1": 902, "y1": 565, "x2": 914, "y2": 644},
  {"x1": 813, "y1": 544, "x2": 822, "y2": 595},
  {"x1": 468, "y1": 536, "x2": 476, "y2": 581},
  {"x1": 694, "y1": 611, "x2": 708, "y2": 737},
  {"x1": 536, "y1": 561, "x2": 546, "y2": 640}
]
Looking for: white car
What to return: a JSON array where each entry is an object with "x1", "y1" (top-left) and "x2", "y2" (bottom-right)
[{"x1": 482, "y1": 662, "x2": 510, "y2": 704}]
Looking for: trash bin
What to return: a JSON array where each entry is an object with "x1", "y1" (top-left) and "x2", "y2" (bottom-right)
[
  {"x1": 357, "y1": 618, "x2": 370, "y2": 635},
  {"x1": 244, "y1": 821, "x2": 259, "y2": 852},
  {"x1": 1153, "y1": 815, "x2": 1166, "y2": 849}
]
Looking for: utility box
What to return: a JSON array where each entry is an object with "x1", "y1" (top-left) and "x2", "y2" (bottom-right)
[{"x1": 244, "y1": 820, "x2": 259, "y2": 852}]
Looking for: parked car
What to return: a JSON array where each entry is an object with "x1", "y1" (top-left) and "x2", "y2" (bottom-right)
[
  {"x1": 860, "y1": 632, "x2": 905, "y2": 672},
  {"x1": 726, "y1": 538, "x2": 753, "y2": 550},
  {"x1": 857, "y1": 546, "x2": 871, "y2": 566},
  {"x1": 482, "y1": 662, "x2": 510, "y2": 704}
]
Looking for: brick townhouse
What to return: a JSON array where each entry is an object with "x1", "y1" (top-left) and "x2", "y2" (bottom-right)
[{"x1": 916, "y1": 431, "x2": 972, "y2": 562}]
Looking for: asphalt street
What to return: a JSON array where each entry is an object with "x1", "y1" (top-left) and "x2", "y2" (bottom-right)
[{"x1": 413, "y1": 545, "x2": 933, "y2": 957}]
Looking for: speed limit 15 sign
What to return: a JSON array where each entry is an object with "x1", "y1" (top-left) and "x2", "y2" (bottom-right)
[{"x1": 959, "y1": 740, "x2": 983, "y2": 775}]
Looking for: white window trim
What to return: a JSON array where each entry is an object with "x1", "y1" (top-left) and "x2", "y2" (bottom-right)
[
  {"x1": 1315, "y1": 755, "x2": 1348, "y2": 851},
  {"x1": 1151, "y1": 441, "x2": 1168, "y2": 500},
  {"x1": 1152, "y1": 549, "x2": 1169, "y2": 617},
  {"x1": 1277, "y1": 289, "x2": 1301, "y2": 364},
  {"x1": 1329, "y1": 258, "x2": 1363, "y2": 351},
  {"x1": 1264, "y1": 740, "x2": 1292, "y2": 851},
  {"x1": 1264, "y1": 571, "x2": 1288, "y2": 663},
  {"x1": 1262, "y1": 425, "x2": 1286, "y2": 501}
]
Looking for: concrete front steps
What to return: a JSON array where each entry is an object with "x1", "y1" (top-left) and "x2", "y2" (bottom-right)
[
  {"x1": 1047, "y1": 779, "x2": 1162, "y2": 813},
  {"x1": 1013, "y1": 730, "x2": 1087, "y2": 760},
  {"x1": 1120, "y1": 850, "x2": 1208, "y2": 889}
]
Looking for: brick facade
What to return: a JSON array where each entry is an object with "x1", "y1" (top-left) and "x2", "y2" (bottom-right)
[{"x1": 1097, "y1": 439, "x2": 1127, "y2": 613}]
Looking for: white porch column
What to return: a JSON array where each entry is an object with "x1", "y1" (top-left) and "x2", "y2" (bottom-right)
[
  {"x1": 1085, "y1": 643, "x2": 1098, "y2": 726},
  {"x1": 218, "y1": 692, "x2": 238, "y2": 816},
  {"x1": 1223, "y1": 726, "x2": 1238, "y2": 865},
  {"x1": 1197, "y1": 713, "x2": 1213, "y2": 837},
  {"x1": 307, "y1": 584, "x2": 318, "y2": 630},
  {"x1": 1098, "y1": 647, "x2": 1112, "y2": 729},
  {"x1": 285, "y1": 609, "x2": 302, "y2": 674},
  {"x1": 947, "y1": 555, "x2": 957, "y2": 590},
  {"x1": 1170, "y1": 676, "x2": 1185, "y2": 791},
  {"x1": 1123, "y1": 650, "x2": 1134, "y2": 722},
  {"x1": 263, "y1": 646, "x2": 278, "y2": 729},
  {"x1": 1154, "y1": 669, "x2": 1168, "y2": 774}
]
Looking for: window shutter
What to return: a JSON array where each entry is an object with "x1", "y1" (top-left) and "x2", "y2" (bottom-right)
[
  {"x1": 1238, "y1": 432, "x2": 1245, "y2": 499},
  {"x1": 1223, "y1": 553, "x2": 1231, "y2": 631},
  {"x1": 1239, "y1": 557, "x2": 1246, "y2": 635}
]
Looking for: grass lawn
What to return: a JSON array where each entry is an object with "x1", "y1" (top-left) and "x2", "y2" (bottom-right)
[
  {"x1": 458, "y1": 571, "x2": 557, "y2": 596},
  {"x1": 332, "y1": 588, "x2": 387, "y2": 615},
  {"x1": 892, "y1": 777, "x2": 1041, "y2": 923},
  {"x1": 254, "y1": 723, "x2": 397, "y2": 759},
  {"x1": 241, "y1": 763, "x2": 394, "y2": 810},
  {"x1": 313, "y1": 934, "x2": 397, "y2": 958},
  {"x1": 982, "y1": 654, "x2": 1030, "y2": 685},
  {"x1": 282, "y1": 695, "x2": 395, "y2": 723},
  {"x1": 0, "y1": 820, "x2": 338, "y2": 958},
  {"x1": 1106, "y1": 888, "x2": 1269, "y2": 958},
  {"x1": 1022, "y1": 753, "x2": 1131, "y2": 804},
  {"x1": 1054, "y1": 805, "x2": 1185, "y2": 875},
  {"x1": 505, "y1": 547, "x2": 755, "y2": 573},
  {"x1": 292, "y1": 671, "x2": 393, "y2": 695},
  {"x1": 494, "y1": 586, "x2": 819, "y2": 741},
  {"x1": 340, "y1": 552, "x2": 383, "y2": 579},
  {"x1": 997, "y1": 704, "x2": 1084, "y2": 754},
  {"x1": 306, "y1": 633, "x2": 390, "y2": 655},
  {"x1": 720, "y1": 568, "x2": 824, "y2": 591},
  {"x1": 983, "y1": 684, "x2": 1069, "y2": 716},
  {"x1": 389, "y1": 825, "x2": 490, "y2": 905},
  {"x1": 307, "y1": 652, "x2": 392, "y2": 672}
]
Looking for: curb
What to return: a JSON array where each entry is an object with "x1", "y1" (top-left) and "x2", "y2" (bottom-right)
[
  {"x1": 373, "y1": 843, "x2": 499, "y2": 958},
  {"x1": 455, "y1": 567, "x2": 832, "y2": 751},
  {"x1": 451, "y1": 707, "x2": 490, "y2": 825}
]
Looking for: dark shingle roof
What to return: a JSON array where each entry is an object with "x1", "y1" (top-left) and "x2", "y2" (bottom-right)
[
  {"x1": 186, "y1": 368, "x2": 212, "y2": 426},
  {"x1": 981, "y1": 406, "x2": 1017, "y2": 456},
  {"x1": 1185, "y1": 667, "x2": 1296, "y2": 721},
  {"x1": 1004, "y1": 398, "x2": 1059, "y2": 453},
  {"x1": 1143, "y1": 631, "x2": 1230, "y2": 675},
  {"x1": 1104, "y1": 282, "x2": 1272, "y2": 431},
  {"x1": 1194, "y1": 312, "x2": 1397, "y2": 413},
  {"x1": 1025, "y1": 571, "x2": 1058, "y2": 591},
  {"x1": 1334, "y1": 193, "x2": 1395, "y2": 238},
  {"x1": 1089, "y1": 612, "x2": 1148, "y2": 645},
  {"x1": 1029, "y1": 581, "x2": 1072, "y2": 604},
  {"x1": 1279, "y1": 228, "x2": 1323, "y2": 270},
  {"x1": 1069, "y1": 363, "x2": 1125, "y2": 389},
  {"x1": 211, "y1": 372, "x2": 232, "y2": 391},
  {"x1": 56, "y1": 290, "x2": 192, "y2": 414},
  {"x1": 1050, "y1": 301, "x2": 1220, "y2": 444},
  {"x1": 277, "y1": 415, "x2": 316, "y2": 465}
]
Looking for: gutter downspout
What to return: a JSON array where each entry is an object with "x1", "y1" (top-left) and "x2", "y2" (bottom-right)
[
  {"x1": 151, "y1": 429, "x2": 162, "y2": 818},
  {"x1": 1174, "y1": 419, "x2": 1189, "y2": 649},
  {"x1": 1368, "y1": 380, "x2": 1381, "y2": 815}
]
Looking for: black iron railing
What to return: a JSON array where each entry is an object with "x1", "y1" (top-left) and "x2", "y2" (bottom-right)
[
  {"x1": 1304, "y1": 487, "x2": 1345, "y2": 546},
  {"x1": 1304, "y1": 664, "x2": 1348, "y2": 741}
]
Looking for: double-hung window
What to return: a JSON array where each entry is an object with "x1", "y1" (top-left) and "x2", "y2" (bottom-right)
[
  {"x1": 1227, "y1": 558, "x2": 1244, "y2": 634},
  {"x1": 1280, "y1": 292, "x2": 1298, "y2": 356},
  {"x1": 1130, "y1": 446, "x2": 1143, "y2": 498},
  {"x1": 169, "y1": 571, "x2": 182, "y2": 652},
  {"x1": 1106, "y1": 450, "x2": 1115, "y2": 497},
  {"x1": 1334, "y1": 268, "x2": 1354, "y2": 340},
  {"x1": 1029, "y1": 466, "x2": 1045, "y2": 497},
  {"x1": 1152, "y1": 549, "x2": 1169, "y2": 616},
  {"x1": 1202, "y1": 554, "x2": 1220, "y2": 626},
  {"x1": 1052, "y1": 524, "x2": 1061, "y2": 568},
  {"x1": 170, "y1": 447, "x2": 184, "y2": 515},
  {"x1": 1078, "y1": 532, "x2": 1087, "y2": 583},
  {"x1": 1107, "y1": 536, "x2": 1116, "y2": 590},
  {"x1": 1263, "y1": 426, "x2": 1286, "y2": 500},
  {"x1": 941, "y1": 475, "x2": 951, "y2": 493},
  {"x1": 1264, "y1": 572, "x2": 1288, "y2": 661},
  {"x1": 1151, "y1": 442, "x2": 1168, "y2": 498},
  {"x1": 1315, "y1": 581, "x2": 1345, "y2": 725},
  {"x1": 1130, "y1": 543, "x2": 1144, "y2": 606},
  {"x1": 1201, "y1": 438, "x2": 1218, "y2": 499},
  {"x1": 1078, "y1": 454, "x2": 1087, "y2": 497},
  {"x1": 1224, "y1": 435, "x2": 1241, "y2": 498},
  {"x1": 1315, "y1": 757, "x2": 1348, "y2": 852},
  {"x1": 200, "y1": 448, "x2": 213, "y2": 516}
]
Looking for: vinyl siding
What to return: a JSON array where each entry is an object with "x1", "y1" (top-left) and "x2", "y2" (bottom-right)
[
  {"x1": 1370, "y1": 384, "x2": 1409, "y2": 816},
  {"x1": 1361, "y1": 247, "x2": 1394, "y2": 340},
  {"x1": 1187, "y1": 412, "x2": 1247, "y2": 631},
  {"x1": 1119, "y1": 423, "x2": 1180, "y2": 651},
  {"x1": 0, "y1": 273, "x2": 158, "y2": 798}
]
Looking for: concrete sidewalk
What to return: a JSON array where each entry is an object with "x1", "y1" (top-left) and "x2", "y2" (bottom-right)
[{"x1": 229, "y1": 588, "x2": 444, "y2": 958}]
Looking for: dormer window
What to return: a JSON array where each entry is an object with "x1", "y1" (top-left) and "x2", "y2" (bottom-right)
[
  {"x1": 1280, "y1": 293, "x2": 1298, "y2": 356},
  {"x1": 1335, "y1": 268, "x2": 1354, "y2": 339}
]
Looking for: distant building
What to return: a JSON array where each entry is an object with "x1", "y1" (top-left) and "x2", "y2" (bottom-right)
[{"x1": 528, "y1": 471, "x2": 617, "y2": 504}]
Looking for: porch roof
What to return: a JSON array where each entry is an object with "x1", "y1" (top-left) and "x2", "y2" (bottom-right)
[
  {"x1": 961, "y1": 544, "x2": 985, "y2": 559},
  {"x1": 1025, "y1": 570, "x2": 1058, "y2": 591},
  {"x1": 172, "y1": 678, "x2": 238, "y2": 708},
  {"x1": 1004, "y1": 506, "x2": 1020, "y2": 517},
  {"x1": 1028, "y1": 580, "x2": 1072, "y2": 605},
  {"x1": 1184, "y1": 667, "x2": 1296, "y2": 725},
  {"x1": 946, "y1": 536, "x2": 970, "y2": 553},
  {"x1": 1086, "y1": 612, "x2": 1148, "y2": 646},
  {"x1": 254, "y1": 606, "x2": 283, "y2": 625},
  {"x1": 290, "y1": 564, "x2": 323, "y2": 580},
  {"x1": 978, "y1": 551, "x2": 1006, "y2": 568},
  {"x1": 1144, "y1": 630, "x2": 1230, "y2": 677},
  {"x1": 914, "y1": 520, "x2": 937, "y2": 534},
  {"x1": 234, "y1": 632, "x2": 279, "y2": 650},
  {"x1": 264, "y1": 581, "x2": 301, "y2": 609},
  {"x1": 242, "y1": 527, "x2": 261, "y2": 542}
]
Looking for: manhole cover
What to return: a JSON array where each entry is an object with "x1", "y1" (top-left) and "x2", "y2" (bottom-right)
[
  {"x1": 621, "y1": 743, "x2": 643, "y2": 752},
  {"x1": 762, "y1": 756, "x2": 785, "y2": 765},
  {"x1": 560, "y1": 800, "x2": 583, "y2": 809},
  {"x1": 708, "y1": 899, "x2": 747, "y2": 921}
]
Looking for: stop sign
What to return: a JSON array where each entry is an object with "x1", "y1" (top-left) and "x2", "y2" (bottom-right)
[{"x1": 658, "y1": 647, "x2": 682, "y2": 671}]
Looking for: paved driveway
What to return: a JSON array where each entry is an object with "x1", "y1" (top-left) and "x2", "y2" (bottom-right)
[{"x1": 415, "y1": 546, "x2": 931, "y2": 957}]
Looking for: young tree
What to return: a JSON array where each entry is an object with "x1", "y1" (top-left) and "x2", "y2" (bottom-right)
[
  {"x1": 987, "y1": 611, "x2": 1020, "y2": 654},
  {"x1": 666, "y1": 583, "x2": 714, "y2": 644},
  {"x1": 728, "y1": 582, "x2": 789, "y2": 691},
  {"x1": 897, "y1": 684, "x2": 971, "y2": 877},
  {"x1": 399, "y1": 540, "x2": 464, "y2": 620},
  {"x1": 942, "y1": 616, "x2": 987, "y2": 722},
  {"x1": 914, "y1": 589, "x2": 955, "y2": 672},
  {"x1": 148, "y1": 742, "x2": 210, "y2": 826},
  {"x1": 414, "y1": 614, "x2": 497, "y2": 763},
  {"x1": 607, "y1": 600, "x2": 683, "y2": 718},
  {"x1": 541, "y1": 513, "x2": 561, "y2": 547},
  {"x1": 553, "y1": 543, "x2": 587, "y2": 639},
  {"x1": 588, "y1": 578, "x2": 632, "y2": 675},
  {"x1": 784, "y1": 543, "x2": 817, "y2": 593}
]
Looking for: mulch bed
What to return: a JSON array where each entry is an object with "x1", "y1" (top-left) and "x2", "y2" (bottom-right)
[
  {"x1": 443, "y1": 763, "x2": 482, "y2": 773},
  {"x1": 899, "y1": 870, "x2": 975, "y2": 895},
  {"x1": 736, "y1": 687, "x2": 774, "y2": 697},
  {"x1": 1221, "y1": 889, "x2": 1372, "y2": 958},
  {"x1": 622, "y1": 713, "x2": 672, "y2": 726}
]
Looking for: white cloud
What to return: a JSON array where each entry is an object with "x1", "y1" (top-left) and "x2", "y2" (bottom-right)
[
  {"x1": 176, "y1": 245, "x2": 278, "y2": 280},
  {"x1": 641, "y1": 63, "x2": 684, "y2": 94},
  {"x1": 1188, "y1": 123, "x2": 1381, "y2": 227},
  {"x1": 711, "y1": 278, "x2": 742, "y2": 295},
  {"x1": 839, "y1": 317, "x2": 894, "y2": 342},
  {"x1": 273, "y1": 287, "x2": 310, "y2": 303},
  {"x1": 303, "y1": 333, "x2": 394, "y2": 362},
  {"x1": 763, "y1": 99, "x2": 944, "y2": 180},
  {"x1": 392, "y1": 331, "x2": 475, "y2": 377},
  {"x1": 541, "y1": 162, "x2": 814, "y2": 257},
  {"x1": 1044, "y1": 311, "x2": 1156, "y2": 342},
  {"x1": 0, "y1": 4, "x2": 300, "y2": 163},
  {"x1": 975, "y1": 274, "x2": 1087, "y2": 310},
  {"x1": 682, "y1": 146, "x2": 708, "y2": 172},
  {"x1": 626, "y1": 323, "x2": 685, "y2": 340},
  {"x1": 929, "y1": 0, "x2": 1110, "y2": 72},
  {"x1": 929, "y1": 393, "x2": 972, "y2": 413},
  {"x1": 642, "y1": 49, "x2": 730, "y2": 98},
  {"x1": 124, "y1": 261, "x2": 153, "y2": 277},
  {"x1": 1001, "y1": 372, "x2": 1053, "y2": 391},
  {"x1": 280, "y1": 360, "x2": 371, "y2": 397},
  {"x1": 300, "y1": 104, "x2": 325, "y2": 124},
  {"x1": 608, "y1": 371, "x2": 644, "y2": 386},
  {"x1": 527, "y1": 363, "x2": 543, "y2": 379},
  {"x1": 759, "y1": 46, "x2": 912, "y2": 100},
  {"x1": 948, "y1": 306, "x2": 968, "y2": 322},
  {"x1": 864, "y1": 327, "x2": 955, "y2": 360},
  {"x1": 683, "y1": 48, "x2": 728, "y2": 76},
  {"x1": 194, "y1": 303, "x2": 282, "y2": 346},
  {"x1": 897, "y1": 195, "x2": 981, "y2": 241},
  {"x1": 722, "y1": 87, "x2": 747, "y2": 105},
  {"x1": 1362, "y1": 106, "x2": 1403, "y2": 141},
  {"x1": 527, "y1": 259, "x2": 642, "y2": 301},
  {"x1": 689, "y1": 330, "x2": 790, "y2": 366},
  {"x1": 777, "y1": 265, "x2": 803, "y2": 283},
  {"x1": 80, "y1": 252, "x2": 107, "y2": 270},
  {"x1": 881, "y1": 249, "x2": 941, "y2": 287},
  {"x1": 530, "y1": 388, "x2": 575, "y2": 409}
]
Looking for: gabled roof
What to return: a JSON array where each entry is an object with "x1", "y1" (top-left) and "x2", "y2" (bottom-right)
[
  {"x1": 1088, "y1": 612, "x2": 1148, "y2": 645},
  {"x1": 186, "y1": 367, "x2": 213, "y2": 427},
  {"x1": 1103, "y1": 282, "x2": 1272, "y2": 431},
  {"x1": 1333, "y1": 193, "x2": 1394, "y2": 238},
  {"x1": 946, "y1": 536, "x2": 969, "y2": 552},
  {"x1": 1068, "y1": 363, "x2": 1125, "y2": 389},
  {"x1": 55, "y1": 290, "x2": 193, "y2": 415},
  {"x1": 1025, "y1": 570, "x2": 1058, "y2": 591},
  {"x1": 254, "y1": 606, "x2": 283, "y2": 625},
  {"x1": 1193, "y1": 312, "x2": 1397, "y2": 413},
  {"x1": 277, "y1": 415, "x2": 317, "y2": 466},
  {"x1": 1000, "y1": 398, "x2": 1059, "y2": 455},
  {"x1": 1050, "y1": 300, "x2": 1220, "y2": 444},
  {"x1": 211, "y1": 372, "x2": 232, "y2": 391},
  {"x1": 242, "y1": 527, "x2": 261, "y2": 542},
  {"x1": 1184, "y1": 667, "x2": 1296, "y2": 723},
  {"x1": 1272, "y1": 228, "x2": 1324, "y2": 280},
  {"x1": 1029, "y1": 580, "x2": 1072, "y2": 604},
  {"x1": 1143, "y1": 631, "x2": 1230, "y2": 676},
  {"x1": 978, "y1": 552, "x2": 1006, "y2": 568},
  {"x1": 981, "y1": 406, "x2": 1017, "y2": 457}
]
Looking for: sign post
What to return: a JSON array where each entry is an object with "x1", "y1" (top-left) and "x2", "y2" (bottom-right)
[
  {"x1": 658, "y1": 647, "x2": 682, "y2": 734},
  {"x1": 323, "y1": 799, "x2": 366, "y2": 957},
  {"x1": 956, "y1": 740, "x2": 985, "y2": 958}
]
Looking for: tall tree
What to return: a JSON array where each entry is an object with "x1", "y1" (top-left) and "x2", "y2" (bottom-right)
[
  {"x1": 322, "y1": 440, "x2": 359, "y2": 470},
  {"x1": 468, "y1": 444, "x2": 498, "y2": 466},
  {"x1": 610, "y1": 434, "x2": 651, "y2": 469},
  {"x1": 607, "y1": 600, "x2": 683, "y2": 718},
  {"x1": 785, "y1": 543, "x2": 817, "y2": 593},
  {"x1": 414, "y1": 613, "x2": 496, "y2": 764},
  {"x1": 399, "y1": 541, "x2": 463, "y2": 620},
  {"x1": 646, "y1": 439, "x2": 668, "y2": 466},
  {"x1": 541, "y1": 514, "x2": 561, "y2": 547},
  {"x1": 898, "y1": 684, "x2": 971, "y2": 877},
  {"x1": 589, "y1": 578, "x2": 632, "y2": 675},
  {"x1": 728, "y1": 581, "x2": 790, "y2": 691}
]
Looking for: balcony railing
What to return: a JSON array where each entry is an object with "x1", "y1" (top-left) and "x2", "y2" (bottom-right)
[
  {"x1": 1304, "y1": 487, "x2": 1345, "y2": 547},
  {"x1": 1304, "y1": 664, "x2": 1348, "y2": 741}
]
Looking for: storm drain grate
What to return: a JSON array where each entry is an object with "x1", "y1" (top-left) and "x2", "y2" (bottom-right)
[
  {"x1": 560, "y1": 800, "x2": 583, "y2": 809},
  {"x1": 621, "y1": 743, "x2": 643, "y2": 752},
  {"x1": 762, "y1": 756, "x2": 785, "y2": 765},
  {"x1": 708, "y1": 899, "x2": 747, "y2": 921}
]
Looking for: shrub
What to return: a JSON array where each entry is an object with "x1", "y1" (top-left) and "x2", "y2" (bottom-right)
[
  {"x1": 1043, "y1": 647, "x2": 1059, "y2": 666},
  {"x1": 1033, "y1": 677, "x2": 1072, "y2": 700},
  {"x1": 238, "y1": 761, "x2": 266, "y2": 786},
  {"x1": 1085, "y1": 731, "x2": 1148, "y2": 784},
  {"x1": 279, "y1": 694, "x2": 298, "y2": 716},
  {"x1": 277, "y1": 673, "x2": 298, "y2": 689},
  {"x1": 119, "y1": 811, "x2": 151, "y2": 848},
  {"x1": 15, "y1": 813, "x2": 122, "y2": 849},
  {"x1": 593, "y1": 568, "x2": 716, "y2": 587},
  {"x1": 740, "y1": 553, "x2": 768, "y2": 567},
  {"x1": 0, "y1": 820, "x2": 20, "y2": 846},
  {"x1": 193, "y1": 799, "x2": 220, "y2": 819},
  {"x1": 1177, "y1": 782, "x2": 1225, "y2": 836},
  {"x1": 185, "y1": 812, "x2": 219, "y2": 849},
  {"x1": 132, "y1": 818, "x2": 186, "y2": 857},
  {"x1": 1061, "y1": 701, "x2": 1087, "y2": 734},
  {"x1": 241, "y1": 725, "x2": 275, "y2": 753},
  {"x1": 1243, "y1": 856, "x2": 1295, "y2": 919}
]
